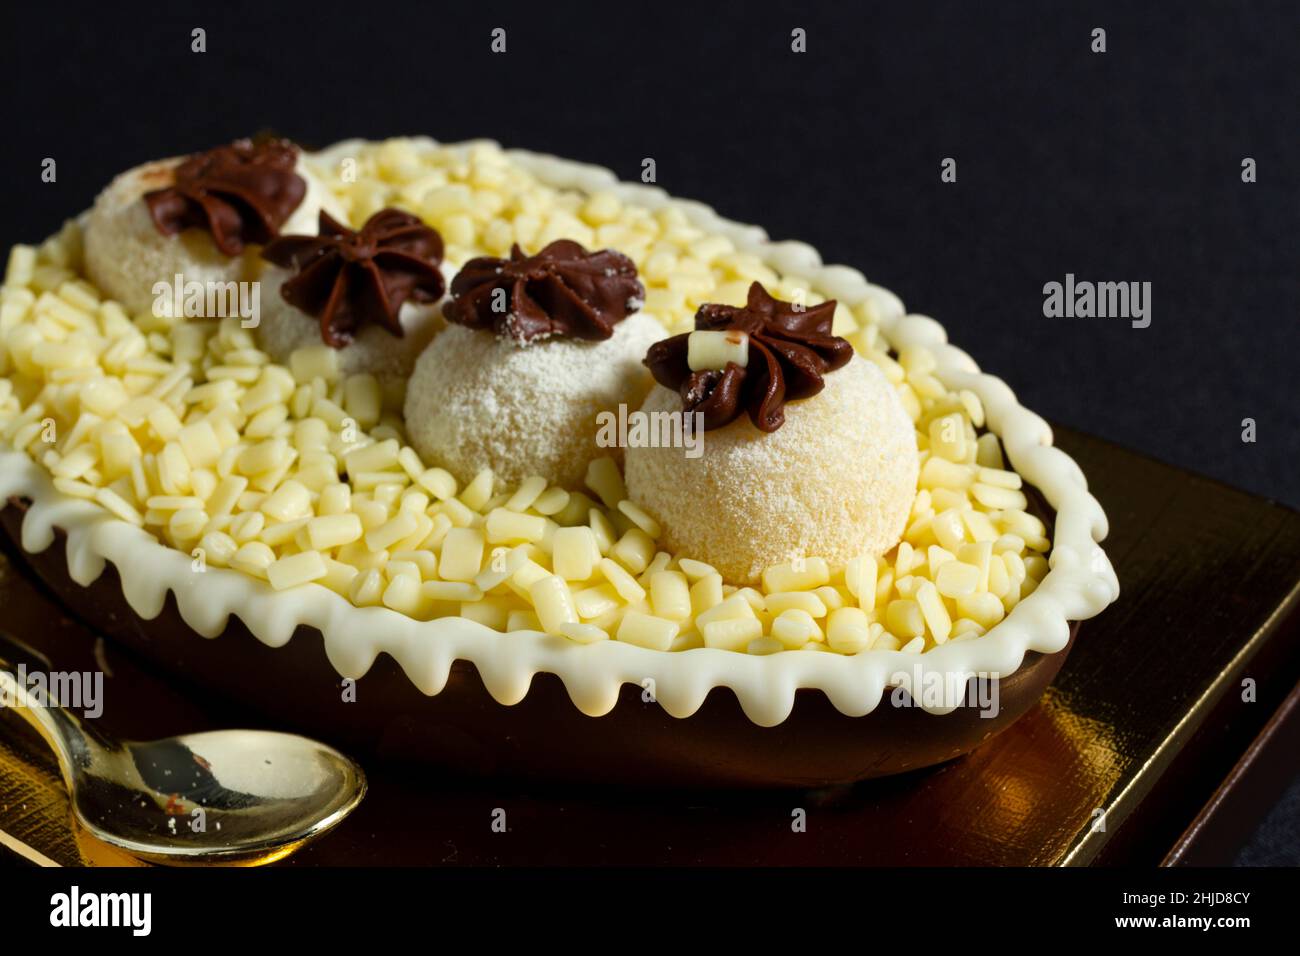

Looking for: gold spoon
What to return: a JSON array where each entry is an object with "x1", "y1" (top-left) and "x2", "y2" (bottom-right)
[{"x1": 0, "y1": 636, "x2": 365, "y2": 865}]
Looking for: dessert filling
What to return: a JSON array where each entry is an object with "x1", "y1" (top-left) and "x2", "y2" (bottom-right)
[{"x1": 0, "y1": 138, "x2": 1051, "y2": 656}]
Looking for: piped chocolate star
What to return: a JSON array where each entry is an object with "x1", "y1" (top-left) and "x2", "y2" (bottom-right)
[
  {"x1": 144, "y1": 139, "x2": 307, "y2": 256},
  {"x1": 443, "y1": 240, "x2": 644, "y2": 345},
  {"x1": 644, "y1": 282, "x2": 853, "y2": 432},
  {"x1": 261, "y1": 209, "x2": 446, "y2": 348}
]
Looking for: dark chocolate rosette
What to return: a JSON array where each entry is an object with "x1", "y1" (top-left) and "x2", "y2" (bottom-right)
[{"x1": 644, "y1": 281, "x2": 853, "y2": 432}]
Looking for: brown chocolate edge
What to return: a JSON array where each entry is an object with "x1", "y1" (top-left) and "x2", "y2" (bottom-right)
[{"x1": 1, "y1": 497, "x2": 1074, "y2": 789}]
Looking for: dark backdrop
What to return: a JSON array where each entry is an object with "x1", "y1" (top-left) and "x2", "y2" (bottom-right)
[
  {"x1": 3, "y1": 0, "x2": 1296, "y2": 507},
  {"x1": 2, "y1": 0, "x2": 1297, "y2": 860}
]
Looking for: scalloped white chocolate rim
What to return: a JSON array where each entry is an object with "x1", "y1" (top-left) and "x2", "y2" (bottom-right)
[{"x1": 0, "y1": 138, "x2": 1119, "y2": 727}]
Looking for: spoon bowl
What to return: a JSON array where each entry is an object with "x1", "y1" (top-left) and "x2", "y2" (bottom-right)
[
  {"x1": 73, "y1": 729, "x2": 366, "y2": 864},
  {"x1": 1, "y1": 636, "x2": 365, "y2": 865}
]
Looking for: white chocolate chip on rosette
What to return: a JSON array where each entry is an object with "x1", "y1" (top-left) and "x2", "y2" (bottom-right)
[
  {"x1": 687, "y1": 329, "x2": 749, "y2": 371},
  {"x1": 83, "y1": 140, "x2": 344, "y2": 317}
]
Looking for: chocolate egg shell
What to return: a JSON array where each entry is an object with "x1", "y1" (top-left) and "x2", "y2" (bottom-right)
[{"x1": 2, "y1": 496, "x2": 1073, "y2": 788}]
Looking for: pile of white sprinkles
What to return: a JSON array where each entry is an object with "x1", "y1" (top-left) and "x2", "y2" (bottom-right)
[{"x1": 0, "y1": 138, "x2": 1060, "y2": 657}]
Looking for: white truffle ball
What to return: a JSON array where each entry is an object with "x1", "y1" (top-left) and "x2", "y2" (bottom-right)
[
  {"x1": 82, "y1": 153, "x2": 344, "y2": 317},
  {"x1": 282, "y1": 155, "x2": 346, "y2": 237},
  {"x1": 254, "y1": 264, "x2": 445, "y2": 406},
  {"x1": 83, "y1": 158, "x2": 245, "y2": 317},
  {"x1": 624, "y1": 356, "x2": 918, "y2": 584},
  {"x1": 404, "y1": 313, "x2": 665, "y2": 489}
]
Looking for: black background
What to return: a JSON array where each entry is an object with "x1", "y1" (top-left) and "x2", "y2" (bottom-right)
[
  {"x1": 1, "y1": 0, "x2": 1297, "y2": 861},
  {"x1": 3, "y1": 0, "x2": 1296, "y2": 507}
]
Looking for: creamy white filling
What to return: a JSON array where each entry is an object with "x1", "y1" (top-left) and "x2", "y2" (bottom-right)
[{"x1": 0, "y1": 141, "x2": 1119, "y2": 724}]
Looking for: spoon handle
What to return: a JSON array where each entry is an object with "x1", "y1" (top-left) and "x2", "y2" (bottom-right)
[{"x1": 0, "y1": 635, "x2": 93, "y2": 787}]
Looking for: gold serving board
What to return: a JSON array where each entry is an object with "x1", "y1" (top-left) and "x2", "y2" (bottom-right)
[{"x1": 2, "y1": 423, "x2": 1298, "y2": 866}]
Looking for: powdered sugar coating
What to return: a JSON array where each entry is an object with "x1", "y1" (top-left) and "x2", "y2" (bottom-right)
[
  {"x1": 404, "y1": 312, "x2": 665, "y2": 489},
  {"x1": 255, "y1": 264, "x2": 445, "y2": 405},
  {"x1": 83, "y1": 154, "x2": 344, "y2": 318},
  {"x1": 625, "y1": 357, "x2": 918, "y2": 583},
  {"x1": 83, "y1": 158, "x2": 247, "y2": 317},
  {"x1": 0, "y1": 137, "x2": 1120, "y2": 721}
]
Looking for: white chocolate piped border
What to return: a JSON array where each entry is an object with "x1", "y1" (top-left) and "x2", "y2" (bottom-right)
[{"x1": 0, "y1": 139, "x2": 1119, "y2": 726}]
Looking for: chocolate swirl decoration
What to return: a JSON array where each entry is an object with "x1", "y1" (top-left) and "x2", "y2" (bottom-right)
[
  {"x1": 144, "y1": 139, "x2": 307, "y2": 256},
  {"x1": 644, "y1": 282, "x2": 854, "y2": 432},
  {"x1": 260, "y1": 209, "x2": 446, "y2": 348},
  {"x1": 443, "y1": 240, "x2": 645, "y2": 344}
]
